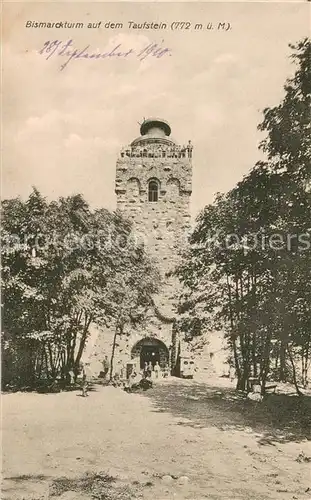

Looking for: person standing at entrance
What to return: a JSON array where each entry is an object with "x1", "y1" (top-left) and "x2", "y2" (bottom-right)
[
  {"x1": 147, "y1": 361, "x2": 153, "y2": 378},
  {"x1": 81, "y1": 363, "x2": 92, "y2": 397},
  {"x1": 154, "y1": 361, "x2": 161, "y2": 379},
  {"x1": 68, "y1": 369, "x2": 75, "y2": 385}
]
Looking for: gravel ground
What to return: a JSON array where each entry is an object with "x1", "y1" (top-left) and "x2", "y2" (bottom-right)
[{"x1": 2, "y1": 378, "x2": 311, "y2": 500}]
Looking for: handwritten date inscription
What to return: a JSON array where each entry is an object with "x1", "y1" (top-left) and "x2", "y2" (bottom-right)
[{"x1": 38, "y1": 39, "x2": 171, "y2": 70}]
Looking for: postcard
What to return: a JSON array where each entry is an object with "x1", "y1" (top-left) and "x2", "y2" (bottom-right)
[{"x1": 2, "y1": 2, "x2": 311, "y2": 499}]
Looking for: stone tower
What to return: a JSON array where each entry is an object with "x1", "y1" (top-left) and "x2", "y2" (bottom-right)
[
  {"x1": 116, "y1": 118, "x2": 193, "y2": 274},
  {"x1": 114, "y1": 118, "x2": 193, "y2": 373},
  {"x1": 88, "y1": 118, "x2": 193, "y2": 377}
]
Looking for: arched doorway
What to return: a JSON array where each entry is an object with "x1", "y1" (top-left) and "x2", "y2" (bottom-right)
[{"x1": 131, "y1": 338, "x2": 169, "y2": 369}]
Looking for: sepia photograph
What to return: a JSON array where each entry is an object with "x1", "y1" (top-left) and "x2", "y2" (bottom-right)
[{"x1": 2, "y1": 1, "x2": 311, "y2": 499}]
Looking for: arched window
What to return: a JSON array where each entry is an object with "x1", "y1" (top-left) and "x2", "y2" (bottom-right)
[{"x1": 148, "y1": 180, "x2": 159, "y2": 202}]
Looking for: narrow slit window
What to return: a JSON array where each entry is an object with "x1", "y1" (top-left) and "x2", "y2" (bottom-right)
[{"x1": 148, "y1": 181, "x2": 159, "y2": 202}]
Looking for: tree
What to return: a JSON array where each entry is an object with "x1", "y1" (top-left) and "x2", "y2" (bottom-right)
[
  {"x1": 2, "y1": 189, "x2": 159, "y2": 387},
  {"x1": 176, "y1": 39, "x2": 311, "y2": 395}
]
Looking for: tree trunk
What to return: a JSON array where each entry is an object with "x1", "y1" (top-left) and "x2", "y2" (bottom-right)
[
  {"x1": 302, "y1": 344, "x2": 310, "y2": 388},
  {"x1": 287, "y1": 344, "x2": 303, "y2": 397},
  {"x1": 237, "y1": 370, "x2": 248, "y2": 391},
  {"x1": 239, "y1": 331, "x2": 251, "y2": 392},
  {"x1": 235, "y1": 334, "x2": 248, "y2": 392},
  {"x1": 260, "y1": 363, "x2": 268, "y2": 396},
  {"x1": 74, "y1": 317, "x2": 92, "y2": 370},
  {"x1": 279, "y1": 339, "x2": 287, "y2": 382},
  {"x1": 43, "y1": 346, "x2": 50, "y2": 380},
  {"x1": 47, "y1": 343, "x2": 57, "y2": 380},
  {"x1": 109, "y1": 328, "x2": 119, "y2": 382},
  {"x1": 259, "y1": 329, "x2": 272, "y2": 396},
  {"x1": 232, "y1": 336, "x2": 242, "y2": 388},
  {"x1": 252, "y1": 332, "x2": 258, "y2": 377},
  {"x1": 226, "y1": 274, "x2": 241, "y2": 388},
  {"x1": 75, "y1": 332, "x2": 88, "y2": 369}
]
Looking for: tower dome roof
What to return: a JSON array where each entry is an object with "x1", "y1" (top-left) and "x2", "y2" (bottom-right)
[
  {"x1": 131, "y1": 118, "x2": 176, "y2": 147},
  {"x1": 140, "y1": 118, "x2": 171, "y2": 137}
]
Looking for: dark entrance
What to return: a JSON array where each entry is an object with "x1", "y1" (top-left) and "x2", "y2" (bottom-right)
[
  {"x1": 131, "y1": 337, "x2": 169, "y2": 370},
  {"x1": 140, "y1": 345, "x2": 160, "y2": 369}
]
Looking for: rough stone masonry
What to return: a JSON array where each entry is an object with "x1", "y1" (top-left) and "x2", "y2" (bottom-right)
[{"x1": 89, "y1": 118, "x2": 193, "y2": 377}]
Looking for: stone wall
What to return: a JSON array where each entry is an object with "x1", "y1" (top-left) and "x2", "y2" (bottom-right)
[
  {"x1": 190, "y1": 331, "x2": 230, "y2": 380},
  {"x1": 89, "y1": 124, "x2": 193, "y2": 378},
  {"x1": 115, "y1": 154, "x2": 192, "y2": 336},
  {"x1": 86, "y1": 310, "x2": 174, "y2": 376},
  {"x1": 115, "y1": 155, "x2": 192, "y2": 276}
]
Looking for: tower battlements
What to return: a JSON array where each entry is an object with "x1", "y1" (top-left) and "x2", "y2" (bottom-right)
[
  {"x1": 115, "y1": 118, "x2": 193, "y2": 219},
  {"x1": 115, "y1": 119, "x2": 193, "y2": 276}
]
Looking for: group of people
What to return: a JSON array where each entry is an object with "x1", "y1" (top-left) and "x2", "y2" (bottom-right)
[
  {"x1": 68, "y1": 357, "x2": 170, "y2": 397},
  {"x1": 125, "y1": 361, "x2": 169, "y2": 393},
  {"x1": 143, "y1": 361, "x2": 169, "y2": 379}
]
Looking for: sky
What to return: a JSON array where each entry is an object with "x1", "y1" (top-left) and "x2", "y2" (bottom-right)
[{"x1": 3, "y1": 2, "x2": 310, "y2": 218}]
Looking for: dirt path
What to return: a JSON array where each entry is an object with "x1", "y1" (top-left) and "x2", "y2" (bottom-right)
[{"x1": 2, "y1": 381, "x2": 311, "y2": 500}]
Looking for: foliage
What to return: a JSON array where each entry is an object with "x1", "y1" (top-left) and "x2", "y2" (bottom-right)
[
  {"x1": 176, "y1": 39, "x2": 311, "y2": 394},
  {"x1": 2, "y1": 189, "x2": 159, "y2": 387}
]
